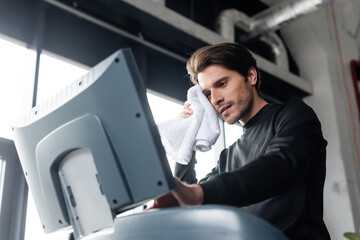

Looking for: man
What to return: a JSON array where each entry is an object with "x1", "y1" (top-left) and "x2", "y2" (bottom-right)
[{"x1": 153, "y1": 42, "x2": 330, "y2": 240}]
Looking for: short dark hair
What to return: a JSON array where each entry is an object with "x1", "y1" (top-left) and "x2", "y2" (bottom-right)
[{"x1": 186, "y1": 42, "x2": 261, "y2": 94}]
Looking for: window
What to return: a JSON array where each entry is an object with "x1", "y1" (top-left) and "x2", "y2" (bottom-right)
[
  {"x1": 0, "y1": 37, "x2": 35, "y2": 139},
  {"x1": 0, "y1": 36, "x2": 34, "y2": 240},
  {"x1": 36, "y1": 52, "x2": 89, "y2": 104}
]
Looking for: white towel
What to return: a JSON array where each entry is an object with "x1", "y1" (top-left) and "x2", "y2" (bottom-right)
[{"x1": 157, "y1": 85, "x2": 220, "y2": 165}]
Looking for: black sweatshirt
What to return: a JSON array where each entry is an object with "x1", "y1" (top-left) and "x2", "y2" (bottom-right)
[{"x1": 175, "y1": 101, "x2": 330, "y2": 240}]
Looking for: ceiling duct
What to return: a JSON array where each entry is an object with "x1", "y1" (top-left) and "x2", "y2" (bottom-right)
[
  {"x1": 217, "y1": 9, "x2": 289, "y2": 70},
  {"x1": 72, "y1": 0, "x2": 312, "y2": 100},
  {"x1": 236, "y1": 0, "x2": 335, "y2": 42}
]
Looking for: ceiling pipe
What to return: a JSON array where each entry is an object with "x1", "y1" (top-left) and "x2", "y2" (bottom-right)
[
  {"x1": 237, "y1": 0, "x2": 335, "y2": 41},
  {"x1": 216, "y1": 9, "x2": 289, "y2": 70}
]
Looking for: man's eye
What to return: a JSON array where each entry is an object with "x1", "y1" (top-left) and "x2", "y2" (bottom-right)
[
  {"x1": 220, "y1": 81, "x2": 226, "y2": 87},
  {"x1": 205, "y1": 93, "x2": 211, "y2": 100}
]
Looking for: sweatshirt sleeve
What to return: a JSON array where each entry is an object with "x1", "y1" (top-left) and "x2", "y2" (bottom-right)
[
  {"x1": 199, "y1": 101, "x2": 326, "y2": 206},
  {"x1": 174, "y1": 151, "x2": 221, "y2": 185},
  {"x1": 174, "y1": 152, "x2": 198, "y2": 184}
]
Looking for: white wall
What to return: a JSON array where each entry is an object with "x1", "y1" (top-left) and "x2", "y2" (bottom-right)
[{"x1": 280, "y1": 0, "x2": 360, "y2": 238}]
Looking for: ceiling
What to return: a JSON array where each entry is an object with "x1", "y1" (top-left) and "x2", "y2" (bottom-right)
[{"x1": 0, "y1": 0, "x2": 310, "y2": 103}]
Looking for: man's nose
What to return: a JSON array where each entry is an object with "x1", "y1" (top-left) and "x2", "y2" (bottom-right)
[{"x1": 211, "y1": 91, "x2": 223, "y2": 106}]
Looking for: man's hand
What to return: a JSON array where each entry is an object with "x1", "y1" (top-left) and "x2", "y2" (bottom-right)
[
  {"x1": 178, "y1": 101, "x2": 193, "y2": 118},
  {"x1": 149, "y1": 178, "x2": 203, "y2": 209},
  {"x1": 148, "y1": 191, "x2": 180, "y2": 209},
  {"x1": 172, "y1": 178, "x2": 203, "y2": 206}
]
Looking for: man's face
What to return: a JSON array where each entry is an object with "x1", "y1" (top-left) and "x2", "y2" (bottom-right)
[{"x1": 198, "y1": 64, "x2": 255, "y2": 125}]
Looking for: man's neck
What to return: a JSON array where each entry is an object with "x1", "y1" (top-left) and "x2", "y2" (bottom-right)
[{"x1": 240, "y1": 97, "x2": 268, "y2": 126}]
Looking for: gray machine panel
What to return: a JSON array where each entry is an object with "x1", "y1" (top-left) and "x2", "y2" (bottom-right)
[{"x1": 13, "y1": 49, "x2": 176, "y2": 233}]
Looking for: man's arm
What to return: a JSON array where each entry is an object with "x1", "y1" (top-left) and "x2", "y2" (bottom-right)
[
  {"x1": 174, "y1": 152, "x2": 198, "y2": 184},
  {"x1": 175, "y1": 151, "x2": 222, "y2": 184},
  {"x1": 174, "y1": 100, "x2": 220, "y2": 184},
  {"x1": 200, "y1": 101, "x2": 326, "y2": 206},
  {"x1": 149, "y1": 178, "x2": 204, "y2": 208},
  {"x1": 158, "y1": 102, "x2": 324, "y2": 209}
]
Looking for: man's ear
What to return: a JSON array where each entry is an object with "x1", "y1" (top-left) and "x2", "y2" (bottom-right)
[{"x1": 247, "y1": 67, "x2": 258, "y2": 86}]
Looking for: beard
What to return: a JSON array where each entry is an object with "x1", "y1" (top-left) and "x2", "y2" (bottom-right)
[{"x1": 224, "y1": 85, "x2": 254, "y2": 125}]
